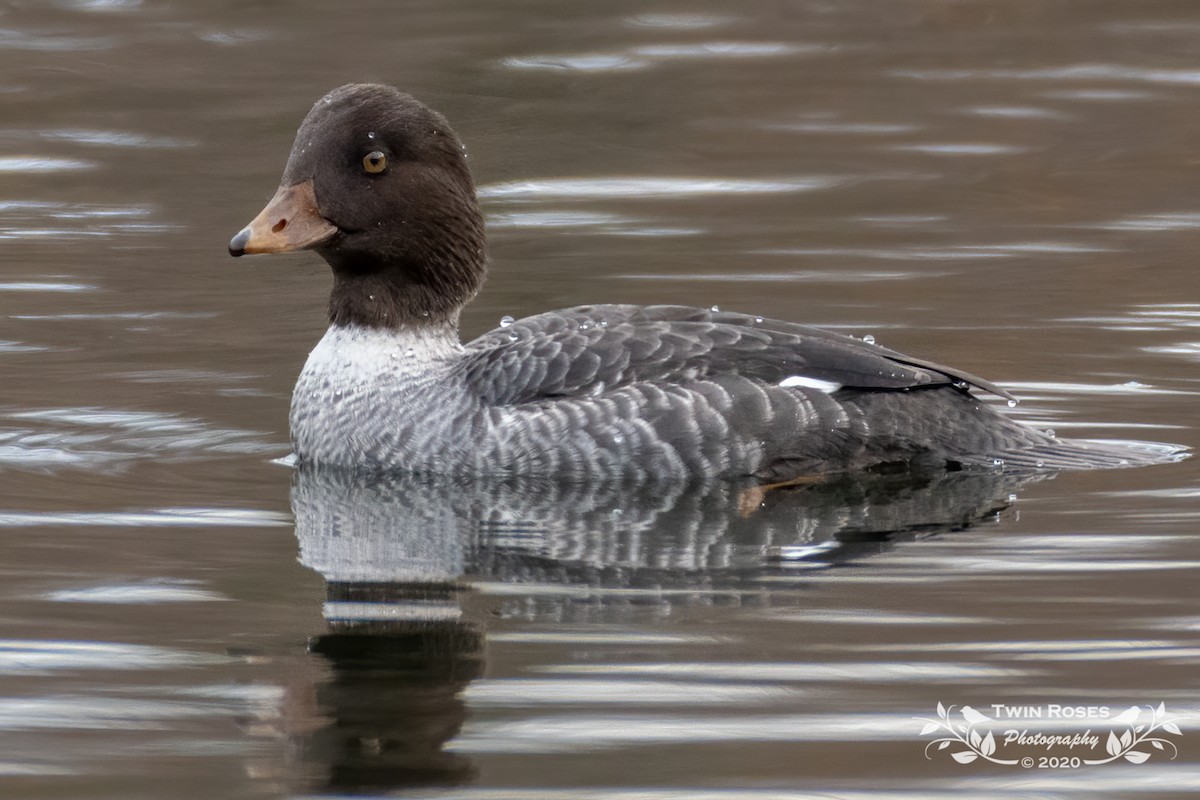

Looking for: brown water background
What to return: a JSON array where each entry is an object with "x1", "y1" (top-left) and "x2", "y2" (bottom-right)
[{"x1": 1, "y1": 1, "x2": 1199, "y2": 798}]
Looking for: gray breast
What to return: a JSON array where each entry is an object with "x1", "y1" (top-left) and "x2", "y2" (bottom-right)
[{"x1": 290, "y1": 324, "x2": 477, "y2": 470}]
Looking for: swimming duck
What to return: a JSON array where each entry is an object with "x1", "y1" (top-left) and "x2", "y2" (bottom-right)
[{"x1": 229, "y1": 84, "x2": 1183, "y2": 480}]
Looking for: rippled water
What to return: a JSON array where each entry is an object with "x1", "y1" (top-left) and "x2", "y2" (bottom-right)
[{"x1": 1, "y1": 1, "x2": 1198, "y2": 798}]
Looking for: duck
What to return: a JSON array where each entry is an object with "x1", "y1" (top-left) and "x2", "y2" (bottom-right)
[{"x1": 229, "y1": 83, "x2": 1185, "y2": 480}]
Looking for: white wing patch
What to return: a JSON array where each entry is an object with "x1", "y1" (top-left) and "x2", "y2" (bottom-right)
[{"x1": 778, "y1": 375, "x2": 842, "y2": 393}]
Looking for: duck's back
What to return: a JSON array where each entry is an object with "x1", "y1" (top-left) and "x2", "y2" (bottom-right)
[{"x1": 450, "y1": 304, "x2": 1018, "y2": 479}]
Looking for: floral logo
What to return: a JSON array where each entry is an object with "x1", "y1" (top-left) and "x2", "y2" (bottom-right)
[
  {"x1": 919, "y1": 703, "x2": 1015, "y2": 765},
  {"x1": 1094, "y1": 703, "x2": 1183, "y2": 765},
  {"x1": 917, "y1": 702, "x2": 1186, "y2": 768}
]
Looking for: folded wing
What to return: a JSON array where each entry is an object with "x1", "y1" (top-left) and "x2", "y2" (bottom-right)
[{"x1": 460, "y1": 304, "x2": 1010, "y2": 405}]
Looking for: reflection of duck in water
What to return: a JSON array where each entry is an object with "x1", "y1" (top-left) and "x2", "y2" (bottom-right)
[
  {"x1": 292, "y1": 466, "x2": 1039, "y2": 592},
  {"x1": 303, "y1": 620, "x2": 483, "y2": 791},
  {"x1": 230, "y1": 84, "x2": 1185, "y2": 480},
  {"x1": 296, "y1": 467, "x2": 484, "y2": 790},
  {"x1": 291, "y1": 465, "x2": 1040, "y2": 792}
]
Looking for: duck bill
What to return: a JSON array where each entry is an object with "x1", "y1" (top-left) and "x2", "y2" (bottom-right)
[{"x1": 229, "y1": 179, "x2": 338, "y2": 257}]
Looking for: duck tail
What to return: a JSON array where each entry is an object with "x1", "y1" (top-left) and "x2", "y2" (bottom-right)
[{"x1": 963, "y1": 436, "x2": 1190, "y2": 472}]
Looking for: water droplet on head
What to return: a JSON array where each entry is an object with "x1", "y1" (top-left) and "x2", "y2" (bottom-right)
[
  {"x1": 991, "y1": 458, "x2": 1004, "y2": 467},
  {"x1": 754, "y1": 316, "x2": 764, "y2": 324},
  {"x1": 1007, "y1": 398, "x2": 1018, "y2": 408},
  {"x1": 367, "y1": 131, "x2": 376, "y2": 139},
  {"x1": 579, "y1": 322, "x2": 591, "y2": 330},
  {"x1": 368, "y1": 294, "x2": 375, "y2": 301},
  {"x1": 421, "y1": 310, "x2": 430, "y2": 318},
  {"x1": 1044, "y1": 428, "x2": 1056, "y2": 438},
  {"x1": 952, "y1": 380, "x2": 969, "y2": 391},
  {"x1": 1036, "y1": 459, "x2": 1045, "y2": 468},
  {"x1": 612, "y1": 432, "x2": 624, "y2": 444},
  {"x1": 599, "y1": 319, "x2": 609, "y2": 327},
  {"x1": 863, "y1": 334, "x2": 876, "y2": 345},
  {"x1": 508, "y1": 333, "x2": 519, "y2": 341},
  {"x1": 499, "y1": 315, "x2": 514, "y2": 328},
  {"x1": 710, "y1": 305, "x2": 720, "y2": 313}
]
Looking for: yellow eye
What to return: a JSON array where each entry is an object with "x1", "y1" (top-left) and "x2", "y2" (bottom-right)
[{"x1": 362, "y1": 150, "x2": 387, "y2": 174}]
